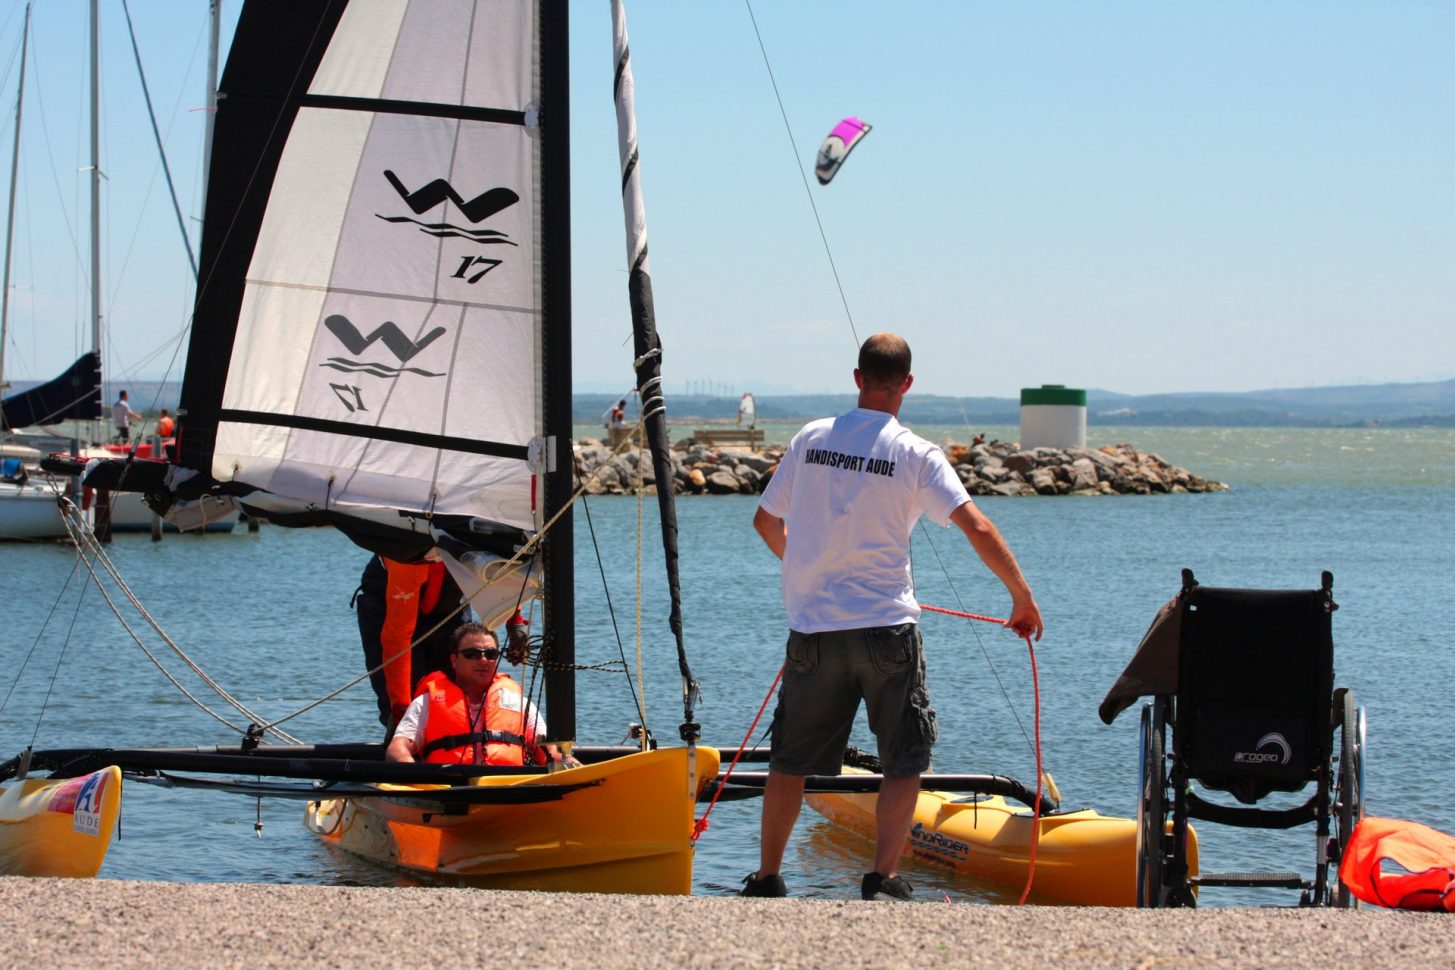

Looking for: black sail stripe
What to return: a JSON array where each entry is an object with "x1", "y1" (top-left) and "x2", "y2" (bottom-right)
[
  {"x1": 227, "y1": 91, "x2": 528, "y2": 126},
  {"x1": 211, "y1": 409, "x2": 529, "y2": 461},
  {"x1": 613, "y1": 43, "x2": 628, "y2": 100},
  {"x1": 620, "y1": 147, "x2": 639, "y2": 195}
]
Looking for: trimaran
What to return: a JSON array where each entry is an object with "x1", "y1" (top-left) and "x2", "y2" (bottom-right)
[{"x1": 1, "y1": 0, "x2": 1143, "y2": 901}]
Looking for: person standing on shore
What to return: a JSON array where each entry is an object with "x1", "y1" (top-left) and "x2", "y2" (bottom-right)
[{"x1": 745, "y1": 332, "x2": 1044, "y2": 901}]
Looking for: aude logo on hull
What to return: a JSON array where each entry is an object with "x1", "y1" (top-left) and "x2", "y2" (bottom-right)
[{"x1": 46, "y1": 770, "x2": 108, "y2": 836}]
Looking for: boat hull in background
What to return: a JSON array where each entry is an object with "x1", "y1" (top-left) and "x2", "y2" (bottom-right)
[
  {"x1": 807, "y1": 777, "x2": 1198, "y2": 906},
  {"x1": 0, "y1": 766, "x2": 122, "y2": 877},
  {"x1": 0, "y1": 481, "x2": 66, "y2": 540},
  {"x1": 105, "y1": 491, "x2": 239, "y2": 534},
  {"x1": 306, "y1": 746, "x2": 720, "y2": 894}
]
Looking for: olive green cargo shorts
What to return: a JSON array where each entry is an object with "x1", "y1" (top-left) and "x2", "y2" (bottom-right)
[{"x1": 768, "y1": 622, "x2": 938, "y2": 778}]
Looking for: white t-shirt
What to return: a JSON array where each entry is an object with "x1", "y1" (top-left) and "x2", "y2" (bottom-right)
[
  {"x1": 395, "y1": 681, "x2": 547, "y2": 758},
  {"x1": 759, "y1": 408, "x2": 971, "y2": 633}
]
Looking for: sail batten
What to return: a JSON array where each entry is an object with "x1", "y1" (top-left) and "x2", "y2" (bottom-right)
[
  {"x1": 204, "y1": 409, "x2": 530, "y2": 460},
  {"x1": 273, "y1": 94, "x2": 529, "y2": 126}
]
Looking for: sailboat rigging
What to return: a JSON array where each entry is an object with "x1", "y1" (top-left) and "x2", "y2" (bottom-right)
[
  {"x1": 0, "y1": 1, "x2": 101, "y2": 541},
  {"x1": 10, "y1": 0, "x2": 718, "y2": 893},
  {"x1": 0, "y1": 0, "x2": 233, "y2": 539}
]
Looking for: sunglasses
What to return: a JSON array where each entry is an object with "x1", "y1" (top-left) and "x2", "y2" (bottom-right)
[{"x1": 456, "y1": 647, "x2": 500, "y2": 661}]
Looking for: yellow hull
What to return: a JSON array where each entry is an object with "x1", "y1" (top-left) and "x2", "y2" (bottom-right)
[
  {"x1": 306, "y1": 746, "x2": 720, "y2": 894},
  {"x1": 806, "y1": 775, "x2": 1198, "y2": 906},
  {"x1": 0, "y1": 766, "x2": 122, "y2": 878}
]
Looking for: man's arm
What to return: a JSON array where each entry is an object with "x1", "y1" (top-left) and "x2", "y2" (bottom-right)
[
  {"x1": 385, "y1": 734, "x2": 417, "y2": 763},
  {"x1": 385, "y1": 699, "x2": 423, "y2": 762},
  {"x1": 753, "y1": 506, "x2": 786, "y2": 560},
  {"x1": 949, "y1": 501, "x2": 1044, "y2": 641}
]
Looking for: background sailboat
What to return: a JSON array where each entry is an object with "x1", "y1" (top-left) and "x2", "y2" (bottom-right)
[
  {"x1": 0, "y1": 1, "x2": 235, "y2": 538},
  {"x1": 0, "y1": 3, "x2": 96, "y2": 541}
]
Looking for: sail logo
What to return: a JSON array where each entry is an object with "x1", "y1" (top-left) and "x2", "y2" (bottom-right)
[
  {"x1": 1234, "y1": 732, "x2": 1292, "y2": 765},
  {"x1": 376, "y1": 170, "x2": 520, "y2": 247},
  {"x1": 320, "y1": 314, "x2": 447, "y2": 384}
]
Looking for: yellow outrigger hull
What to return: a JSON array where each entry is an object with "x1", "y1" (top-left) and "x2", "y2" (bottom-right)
[
  {"x1": 807, "y1": 775, "x2": 1198, "y2": 906},
  {"x1": 0, "y1": 766, "x2": 122, "y2": 878},
  {"x1": 306, "y1": 746, "x2": 720, "y2": 894}
]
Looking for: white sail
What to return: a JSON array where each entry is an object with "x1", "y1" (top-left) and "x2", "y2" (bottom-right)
[{"x1": 202, "y1": 1, "x2": 545, "y2": 534}]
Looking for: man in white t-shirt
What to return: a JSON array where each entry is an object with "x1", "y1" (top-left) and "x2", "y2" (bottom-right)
[
  {"x1": 111, "y1": 390, "x2": 141, "y2": 443},
  {"x1": 743, "y1": 332, "x2": 1043, "y2": 902}
]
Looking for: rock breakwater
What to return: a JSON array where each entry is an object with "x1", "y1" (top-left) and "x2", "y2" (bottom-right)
[{"x1": 574, "y1": 437, "x2": 1226, "y2": 497}]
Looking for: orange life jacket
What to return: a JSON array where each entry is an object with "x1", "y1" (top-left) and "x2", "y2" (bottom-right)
[
  {"x1": 1341, "y1": 816, "x2": 1455, "y2": 911},
  {"x1": 415, "y1": 670, "x2": 542, "y2": 766}
]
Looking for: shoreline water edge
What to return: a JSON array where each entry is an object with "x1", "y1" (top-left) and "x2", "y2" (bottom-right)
[{"x1": 575, "y1": 436, "x2": 1226, "y2": 498}]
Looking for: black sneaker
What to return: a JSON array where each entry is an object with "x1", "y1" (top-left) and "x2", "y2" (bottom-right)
[
  {"x1": 861, "y1": 871, "x2": 915, "y2": 901},
  {"x1": 741, "y1": 872, "x2": 788, "y2": 898}
]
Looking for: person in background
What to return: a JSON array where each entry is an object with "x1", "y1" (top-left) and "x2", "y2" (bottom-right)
[
  {"x1": 608, "y1": 399, "x2": 629, "y2": 447},
  {"x1": 386, "y1": 623, "x2": 577, "y2": 767},
  {"x1": 112, "y1": 390, "x2": 141, "y2": 443},
  {"x1": 156, "y1": 408, "x2": 176, "y2": 438},
  {"x1": 744, "y1": 332, "x2": 1044, "y2": 902},
  {"x1": 354, "y1": 553, "x2": 466, "y2": 731}
]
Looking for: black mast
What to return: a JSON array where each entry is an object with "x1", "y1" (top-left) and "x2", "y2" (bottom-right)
[{"x1": 541, "y1": 0, "x2": 574, "y2": 743}]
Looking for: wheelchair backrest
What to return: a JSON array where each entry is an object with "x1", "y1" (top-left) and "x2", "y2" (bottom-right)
[{"x1": 1176, "y1": 584, "x2": 1335, "y2": 804}]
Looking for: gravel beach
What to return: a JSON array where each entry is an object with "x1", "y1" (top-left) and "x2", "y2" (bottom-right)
[{"x1": 1, "y1": 878, "x2": 1445, "y2": 968}]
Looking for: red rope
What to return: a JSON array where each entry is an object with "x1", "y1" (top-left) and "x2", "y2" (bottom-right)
[
  {"x1": 700, "y1": 605, "x2": 1043, "y2": 904},
  {"x1": 1017, "y1": 633, "x2": 1042, "y2": 905},
  {"x1": 919, "y1": 604, "x2": 1006, "y2": 625},
  {"x1": 692, "y1": 664, "x2": 784, "y2": 843},
  {"x1": 922, "y1": 603, "x2": 1043, "y2": 906}
]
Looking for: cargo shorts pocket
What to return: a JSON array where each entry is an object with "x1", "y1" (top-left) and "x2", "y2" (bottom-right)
[
  {"x1": 867, "y1": 623, "x2": 918, "y2": 676},
  {"x1": 909, "y1": 685, "x2": 939, "y2": 750},
  {"x1": 885, "y1": 684, "x2": 939, "y2": 775},
  {"x1": 785, "y1": 631, "x2": 818, "y2": 674}
]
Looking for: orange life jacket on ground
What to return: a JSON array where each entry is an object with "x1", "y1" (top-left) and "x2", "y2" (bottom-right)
[
  {"x1": 1341, "y1": 816, "x2": 1455, "y2": 911},
  {"x1": 415, "y1": 670, "x2": 541, "y2": 766}
]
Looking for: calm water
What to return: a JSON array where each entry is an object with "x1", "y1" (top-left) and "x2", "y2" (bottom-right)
[{"x1": 2, "y1": 426, "x2": 1452, "y2": 904}]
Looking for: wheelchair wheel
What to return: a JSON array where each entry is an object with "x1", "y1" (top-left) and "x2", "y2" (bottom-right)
[
  {"x1": 1333, "y1": 691, "x2": 1366, "y2": 908},
  {"x1": 1135, "y1": 699, "x2": 1168, "y2": 907}
]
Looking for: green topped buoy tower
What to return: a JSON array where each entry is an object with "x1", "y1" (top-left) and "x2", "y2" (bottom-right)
[{"x1": 1020, "y1": 385, "x2": 1087, "y2": 450}]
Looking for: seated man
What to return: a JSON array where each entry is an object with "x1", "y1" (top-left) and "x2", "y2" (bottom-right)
[{"x1": 386, "y1": 622, "x2": 577, "y2": 767}]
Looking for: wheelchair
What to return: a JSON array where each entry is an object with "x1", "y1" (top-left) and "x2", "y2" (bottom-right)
[{"x1": 1132, "y1": 569, "x2": 1365, "y2": 907}]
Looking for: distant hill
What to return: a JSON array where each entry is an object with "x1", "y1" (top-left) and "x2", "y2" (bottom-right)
[
  {"x1": 2, "y1": 379, "x2": 183, "y2": 415},
  {"x1": 13, "y1": 377, "x2": 1447, "y2": 428},
  {"x1": 576, "y1": 379, "x2": 1455, "y2": 428}
]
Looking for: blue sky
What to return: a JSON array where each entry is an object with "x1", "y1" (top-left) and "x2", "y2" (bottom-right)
[{"x1": 2, "y1": 1, "x2": 1451, "y2": 398}]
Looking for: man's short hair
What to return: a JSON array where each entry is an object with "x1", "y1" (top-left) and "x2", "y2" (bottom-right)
[
  {"x1": 449, "y1": 621, "x2": 497, "y2": 651},
  {"x1": 857, "y1": 333, "x2": 912, "y2": 390}
]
